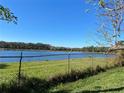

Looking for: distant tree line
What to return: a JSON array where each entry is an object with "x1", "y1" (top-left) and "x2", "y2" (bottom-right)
[
  {"x1": 81, "y1": 46, "x2": 109, "y2": 52},
  {"x1": 0, "y1": 41, "x2": 51, "y2": 50},
  {"x1": 0, "y1": 41, "x2": 109, "y2": 52}
]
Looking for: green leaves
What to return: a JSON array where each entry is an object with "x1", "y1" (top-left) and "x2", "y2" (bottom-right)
[
  {"x1": 99, "y1": 0, "x2": 105, "y2": 8},
  {"x1": 0, "y1": 5, "x2": 17, "y2": 24}
]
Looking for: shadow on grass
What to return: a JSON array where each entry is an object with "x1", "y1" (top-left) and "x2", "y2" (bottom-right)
[
  {"x1": 0, "y1": 77, "x2": 50, "y2": 93},
  {"x1": 79, "y1": 87, "x2": 124, "y2": 93},
  {"x1": 0, "y1": 76, "x2": 72, "y2": 93},
  {"x1": 0, "y1": 64, "x2": 9, "y2": 69}
]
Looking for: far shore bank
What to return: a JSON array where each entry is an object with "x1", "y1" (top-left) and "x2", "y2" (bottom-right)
[{"x1": 0, "y1": 48, "x2": 107, "y2": 54}]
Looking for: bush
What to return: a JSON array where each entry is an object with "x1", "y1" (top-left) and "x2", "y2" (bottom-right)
[{"x1": 114, "y1": 50, "x2": 124, "y2": 66}]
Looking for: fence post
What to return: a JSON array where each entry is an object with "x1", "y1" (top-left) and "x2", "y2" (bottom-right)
[
  {"x1": 105, "y1": 53, "x2": 108, "y2": 66},
  {"x1": 68, "y1": 54, "x2": 71, "y2": 74},
  {"x1": 91, "y1": 55, "x2": 93, "y2": 73},
  {"x1": 89, "y1": 55, "x2": 94, "y2": 75},
  {"x1": 18, "y1": 52, "x2": 23, "y2": 86}
]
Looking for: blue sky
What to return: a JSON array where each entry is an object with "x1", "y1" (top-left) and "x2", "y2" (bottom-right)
[{"x1": 0, "y1": 0, "x2": 98, "y2": 48}]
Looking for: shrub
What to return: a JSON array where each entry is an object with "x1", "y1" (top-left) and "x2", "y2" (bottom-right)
[{"x1": 114, "y1": 50, "x2": 124, "y2": 66}]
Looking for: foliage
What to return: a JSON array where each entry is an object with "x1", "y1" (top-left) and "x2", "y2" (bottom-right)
[
  {"x1": 114, "y1": 50, "x2": 124, "y2": 66},
  {"x1": 0, "y1": 41, "x2": 109, "y2": 52},
  {"x1": 81, "y1": 46, "x2": 109, "y2": 52},
  {"x1": 0, "y1": 41, "x2": 52, "y2": 50},
  {"x1": 0, "y1": 5, "x2": 17, "y2": 23}
]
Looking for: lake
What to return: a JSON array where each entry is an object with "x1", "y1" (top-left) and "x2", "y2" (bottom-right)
[{"x1": 0, "y1": 50, "x2": 114, "y2": 62}]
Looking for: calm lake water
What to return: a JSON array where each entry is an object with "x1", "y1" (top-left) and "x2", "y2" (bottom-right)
[{"x1": 0, "y1": 50, "x2": 114, "y2": 62}]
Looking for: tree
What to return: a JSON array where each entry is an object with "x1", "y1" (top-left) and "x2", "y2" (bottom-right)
[
  {"x1": 0, "y1": 5, "x2": 17, "y2": 23},
  {"x1": 86, "y1": 0, "x2": 124, "y2": 46},
  {"x1": 86, "y1": 0, "x2": 124, "y2": 65}
]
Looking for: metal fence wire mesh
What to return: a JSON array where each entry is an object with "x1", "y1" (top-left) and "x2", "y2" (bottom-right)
[{"x1": 0, "y1": 52, "x2": 114, "y2": 85}]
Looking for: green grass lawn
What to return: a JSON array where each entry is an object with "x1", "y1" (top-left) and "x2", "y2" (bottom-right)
[
  {"x1": 50, "y1": 67, "x2": 124, "y2": 93},
  {"x1": 1, "y1": 57, "x2": 124, "y2": 93},
  {"x1": 0, "y1": 58, "x2": 113, "y2": 84}
]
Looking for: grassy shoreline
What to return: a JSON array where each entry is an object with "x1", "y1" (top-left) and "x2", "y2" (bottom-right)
[{"x1": 0, "y1": 58, "x2": 114, "y2": 84}]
